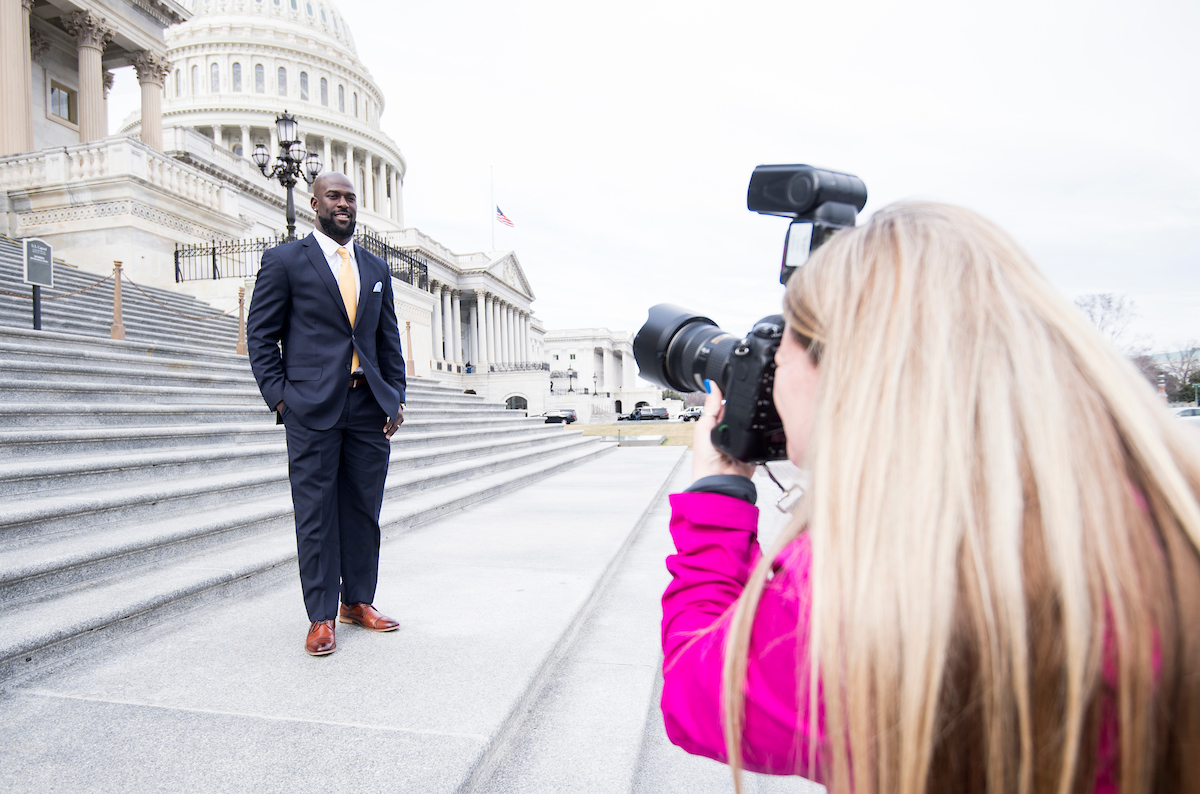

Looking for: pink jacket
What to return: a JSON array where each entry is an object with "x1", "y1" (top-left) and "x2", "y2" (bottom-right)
[{"x1": 660, "y1": 490, "x2": 1119, "y2": 790}]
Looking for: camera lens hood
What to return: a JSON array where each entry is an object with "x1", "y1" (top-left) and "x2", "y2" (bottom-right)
[{"x1": 633, "y1": 304, "x2": 718, "y2": 392}]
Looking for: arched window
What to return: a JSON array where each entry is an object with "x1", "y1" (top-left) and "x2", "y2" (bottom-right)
[
  {"x1": 320, "y1": 77, "x2": 328, "y2": 106},
  {"x1": 231, "y1": 62, "x2": 242, "y2": 92},
  {"x1": 233, "y1": 144, "x2": 243, "y2": 157},
  {"x1": 337, "y1": 84, "x2": 344, "y2": 112},
  {"x1": 277, "y1": 67, "x2": 287, "y2": 96},
  {"x1": 505, "y1": 396, "x2": 528, "y2": 411},
  {"x1": 306, "y1": 2, "x2": 313, "y2": 14},
  {"x1": 332, "y1": 14, "x2": 339, "y2": 33},
  {"x1": 174, "y1": 69, "x2": 181, "y2": 97},
  {"x1": 255, "y1": 63, "x2": 265, "y2": 93},
  {"x1": 191, "y1": 64, "x2": 199, "y2": 94},
  {"x1": 290, "y1": 0, "x2": 297, "y2": 8},
  {"x1": 300, "y1": 71, "x2": 308, "y2": 101},
  {"x1": 210, "y1": 62, "x2": 219, "y2": 92},
  {"x1": 358, "y1": 167, "x2": 365, "y2": 193},
  {"x1": 353, "y1": 92, "x2": 358, "y2": 116},
  {"x1": 320, "y1": 8, "x2": 327, "y2": 23}
]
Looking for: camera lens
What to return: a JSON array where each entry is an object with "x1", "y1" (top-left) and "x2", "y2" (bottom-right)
[{"x1": 633, "y1": 304, "x2": 741, "y2": 393}]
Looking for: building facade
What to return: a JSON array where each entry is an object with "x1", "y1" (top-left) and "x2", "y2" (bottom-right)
[{"x1": 0, "y1": 0, "x2": 550, "y2": 411}]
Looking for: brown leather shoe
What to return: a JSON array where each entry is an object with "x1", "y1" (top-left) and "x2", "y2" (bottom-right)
[
  {"x1": 338, "y1": 602, "x2": 399, "y2": 632},
  {"x1": 305, "y1": 619, "x2": 336, "y2": 656}
]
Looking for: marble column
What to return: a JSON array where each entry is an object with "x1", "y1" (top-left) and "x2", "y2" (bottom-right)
[
  {"x1": 132, "y1": 52, "x2": 171, "y2": 151},
  {"x1": 65, "y1": 11, "x2": 113, "y2": 143},
  {"x1": 269, "y1": 123, "x2": 278, "y2": 163},
  {"x1": 213, "y1": 123, "x2": 224, "y2": 148},
  {"x1": 451, "y1": 290, "x2": 464, "y2": 366},
  {"x1": 1, "y1": 0, "x2": 31, "y2": 155},
  {"x1": 430, "y1": 280, "x2": 443, "y2": 365},
  {"x1": 440, "y1": 286, "x2": 453, "y2": 363},
  {"x1": 241, "y1": 125, "x2": 251, "y2": 158},
  {"x1": 602, "y1": 348, "x2": 615, "y2": 393},
  {"x1": 365, "y1": 153, "x2": 375, "y2": 213},
  {"x1": 504, "y1": 304, "x2": 513, "y2": 366},
  {"x1": 623, "y1": 352, "x2": 635, "y2": 388},
  {"x1": 522, "y1": 313, "x2": 531, "y2": 365},
  {"x1": 467, "y1": 301, "x2": 478, "y2": 367},
  {"x1": 390, "y1": 169, "x2": 399, "y2": 221},
  {"x1": 476, "y1": 293, "x2": 489, "y2": 369},
  {"x1": 483, "y1": 295, "x2": 494, "y2": 365},
  {"x1": 322, "y1": 137, "x2": 332, "y2": 177}
]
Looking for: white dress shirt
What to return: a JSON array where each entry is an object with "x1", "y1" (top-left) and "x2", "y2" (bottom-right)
[
  {"x1": 311, "y1": 227, "x2": 360, "y2": 296},
  {"x1": 310, "y1": 227, "x2": 362, "y2": 374}
]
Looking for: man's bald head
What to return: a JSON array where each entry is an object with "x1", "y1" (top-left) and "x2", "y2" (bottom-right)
[{"x1": 311, "y1": 170, "x2": 357, "y2": 243}]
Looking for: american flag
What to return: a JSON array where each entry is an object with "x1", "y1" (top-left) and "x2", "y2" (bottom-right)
[{"x1": 495, "y1": 206, "x2": 514, "y2": 227}]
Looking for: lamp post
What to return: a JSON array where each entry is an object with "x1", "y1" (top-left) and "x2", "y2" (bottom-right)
[
  {"x1": 252, "y1": 110, "x2": 322, "y2": 241},
  {"x1": 567, "y1": 367, "x2": 576, "y2": 393}
]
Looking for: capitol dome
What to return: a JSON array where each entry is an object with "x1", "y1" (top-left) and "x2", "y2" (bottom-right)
[{"x1": 123, "y1": 0, "x2": 406, "y2": 230}]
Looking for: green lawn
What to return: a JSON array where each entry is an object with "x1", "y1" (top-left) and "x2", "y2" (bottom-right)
[{"x1": 580, "y1": 421, "x2": 697, "y2": 448}]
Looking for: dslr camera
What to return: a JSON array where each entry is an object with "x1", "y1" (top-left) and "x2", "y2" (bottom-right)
[{"x1": 633, "y1": 165, "x2": 867, "y2": 463}]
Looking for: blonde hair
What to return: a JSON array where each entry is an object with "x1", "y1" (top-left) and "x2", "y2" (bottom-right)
[{"x1": 721, "y1": 203, "x2": 1200, "y2": 794}]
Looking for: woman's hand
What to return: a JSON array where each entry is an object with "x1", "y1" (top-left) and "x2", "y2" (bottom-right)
[{"x1": 692, "y1": 384, "x2": 757, "y2": 482}]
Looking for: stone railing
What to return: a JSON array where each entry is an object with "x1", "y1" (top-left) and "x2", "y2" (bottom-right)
[{"x1": 0, "y1": 136, "x2": 231, "y2": 215}]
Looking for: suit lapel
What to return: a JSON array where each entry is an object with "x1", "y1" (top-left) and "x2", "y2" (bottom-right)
[
  {"x1": 353, "y1": 244, "x2": 378, "y2": 325},
  {"x1": 304, "y1": 234, "x2": 351, "y2": 326}
]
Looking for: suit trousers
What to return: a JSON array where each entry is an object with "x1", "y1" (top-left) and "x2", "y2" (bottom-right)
[{"x1": 283, "y1": 386, "x2": 391, "y2": 622}]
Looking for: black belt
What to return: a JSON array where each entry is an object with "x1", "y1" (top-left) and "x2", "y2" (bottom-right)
[{"x1": 348, "y1": 374, "x2": 368, "y2": 389}]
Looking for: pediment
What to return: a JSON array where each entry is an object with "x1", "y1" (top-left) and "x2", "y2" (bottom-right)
[{"x1": 487, "y1": 252, "x2": 534, "y2": 300}]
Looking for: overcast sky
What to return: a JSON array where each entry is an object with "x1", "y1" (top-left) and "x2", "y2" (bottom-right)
[{"x1": 112, "y1": 0, "x2": 1199, "y2": 350}]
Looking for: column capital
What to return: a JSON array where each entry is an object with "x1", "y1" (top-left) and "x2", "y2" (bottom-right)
[
  {"x1": 132, "y1": 51, "x2": 172, "y2": 87},
  {"x1": 30, "y1": 29, "x2": 50, "y2": 63},
  {"x1": 102, "y1": 70, "x2": 115, "y2": 98},
  {"x1": 451, "y1": 289, "x2": 462, "y2": 298},
  {"x1": 64, "y1": 11, "x2": 114, "y2": 51}
]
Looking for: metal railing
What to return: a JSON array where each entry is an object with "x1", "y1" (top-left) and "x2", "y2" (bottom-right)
[
  {"x1": 488, "y1": 362, "x2": 550, "y2": 373},
  {"x1": 174, "y1": 228, "x2": 430, "y2": 292}
]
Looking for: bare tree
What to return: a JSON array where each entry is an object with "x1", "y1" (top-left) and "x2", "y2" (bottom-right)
[
  {"x1": 1075, "y1": 293, "x2": 1138, "y2": 350},
  {"x1": 1160, "y1": 342, "x2": 1200, "y2": 400}
]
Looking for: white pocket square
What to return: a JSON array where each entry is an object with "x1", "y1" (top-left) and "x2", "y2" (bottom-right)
[{"x1": 373, "y1": 281, "x2": 382, "y2": 293}]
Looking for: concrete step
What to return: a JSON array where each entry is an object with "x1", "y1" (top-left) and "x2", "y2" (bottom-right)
[
  {"x1": 0, "y1": 422, "x2": 286, "y2": 461},
  {"x1": 0, "y1": 432, "x2": 607, "y2": 543},
  {"x1": 0, "y1": 303, "x2": 240, "y2": 350},
  {"x1": 0, "y1": 439, "x2": 623, "y2": 685},
  {"x1": 0, "y1": 402, "x2": 275, "y2": 428}
]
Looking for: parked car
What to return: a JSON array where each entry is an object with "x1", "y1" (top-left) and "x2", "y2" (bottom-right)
[
  {"x1": 679, "y1": 406, "x2": 704, "y2": 422},
  {"x1": 542, "y1": 409, "x2": 577, "y2": 424},
  {"x1": 635, "y1": 407, "x2": 670, "y2": 421},
  {"x1": 1174, "y1": 407, "x2": 1200, "y2": 426}
]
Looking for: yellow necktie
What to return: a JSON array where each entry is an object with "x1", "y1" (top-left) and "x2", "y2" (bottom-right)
[{"x1": 336, "y1": 246, "x2": 359, "y2": 372}]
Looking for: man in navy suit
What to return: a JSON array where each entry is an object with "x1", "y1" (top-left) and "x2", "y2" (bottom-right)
[{"x1": 247, "y1": 171, "x2": 406, "y2": 656}]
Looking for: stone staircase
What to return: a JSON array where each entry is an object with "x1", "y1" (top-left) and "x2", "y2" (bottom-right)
[
  {"x1": 0, "y1": 318, "x2": 612, "y2": 683},
  {"x1": 0, "y1": 235, "x2": 241, "y2": 349}
]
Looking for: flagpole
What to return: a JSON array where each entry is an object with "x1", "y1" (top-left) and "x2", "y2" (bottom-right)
[{"x1": 490, "y1": 165, "x2": 495, "y2": 250}]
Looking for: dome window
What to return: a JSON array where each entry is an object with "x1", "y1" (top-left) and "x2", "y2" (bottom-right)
[
  {"x1": 191, "y1": 65, "x2": 200, "y2": 95},
  {"x1": 300, "y1": 71, "x2": 309, "y2": 101},
  {"x1": 232, "y1": 62, "x2": 242, "y2": 92},
  {"x1": 338, "y1": 84, "x2": 344, "y2": 112},
  {"x1": 274, "y1": 0, "x2": 280, "y2": 5},
  {"x1": 321, "y1": 8, "x2": 327, "y2": 23},
  {"x1": 290, "y1": 0, "x2": 298, "y2": 9},
  {"x1": 174, "y1": 69, "x2": 181, "y2": 98},
  {"x1": 320, "y1": 77, "x2": 328, "y2": 106},
  {"x1": 353, "y1": 91, "x2": 357, "y2": 116},
  {"x1": 332, "y1": 15, "x2": 339, "y2": 33},
  {"x1": 307, "y1": 2, "x2": 314, "y2": 15},
  {"x1": 210, "y1": 63, "x2": 219, "y2": 93},
  {"x1": 278, "y1": 67, "x2": 288, "y2": 96},
  {"x1": 255, "y1": 63, "x2": 265, "y2": 93}
]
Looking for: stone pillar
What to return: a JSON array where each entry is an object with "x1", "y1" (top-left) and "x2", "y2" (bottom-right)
[
  {"x1": 602, "y1": 347, "x2": 615, "y2": 393},
  {"x1": 269, "y1": 123, "x2": 278, "y2": 163},
  {"x1": 476, "y1": 292, "x2": 489, "y2": 369},
  {"x1": 450, "y1": 290, "x2": 463, "y2": 366},
  {"x1": 441, "y1": 286, "x2": 453, "y2": 363},
  {"x1": 1, "y1": 0, "x2": 31, "y2": 155},
  {"x1": 65, "y1": 11, "x2": 113, "y2": 143},
  {"x1": 623, "y1": 350, "x2": 635, "y2": 388},
  {"x1": 390, "y1": 168, "x2": 399, "y2": 221},
  {"x1": 241, "y1": 125, "x2": 251, "y2": 159},
  {"x1": 522, "y1": 313, "x2": 531, "y2": 365},
  {"x1": 430, "y1": 280, "x2": 443, "y2": 365},
  {"x1": 322, "y1": 137, "x2": 332, "y2": 176},
  {"x1": 135, "y1": 54, "x2": 172, "y2": 152},
  {"x1": 365, "y1": 153, "x2": 375, "y2": 213},
  {"x1": 213, "y1": 123, "x2": 224, "y2": 148},
  {"x1": 467, "y1": 301, "x2": 478, "y2": 367},
  {"x1": 504, "y1": 304, "x2": 513, "y2": 365}
]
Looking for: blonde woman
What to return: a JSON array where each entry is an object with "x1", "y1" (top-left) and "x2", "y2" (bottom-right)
[{"x1": 660, "y1": 203, "x2": 1200, "y2": 794}]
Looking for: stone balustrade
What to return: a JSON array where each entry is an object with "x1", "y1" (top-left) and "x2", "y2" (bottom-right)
[{"x1": 0, "y1": 137, "x2": 227, "y2": 214}]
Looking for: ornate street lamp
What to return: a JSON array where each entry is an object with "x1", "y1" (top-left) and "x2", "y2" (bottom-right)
[
  {"x1": 253, "y1": 110, "x2": 322, "y2": 240},
  {"x1": 567, "y1": 367, "x2": 576, "y2": 393}
]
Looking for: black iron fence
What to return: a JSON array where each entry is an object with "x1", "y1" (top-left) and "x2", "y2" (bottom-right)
[{"x1": 175, "y1": 230, "x2": 430, "y2": 292}]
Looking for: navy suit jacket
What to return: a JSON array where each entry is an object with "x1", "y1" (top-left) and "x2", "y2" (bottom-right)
[{"x1": 247, "y1": 234, "x2": 406, "y2": 431}]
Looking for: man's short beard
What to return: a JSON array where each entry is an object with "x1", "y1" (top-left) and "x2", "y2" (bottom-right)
[{"x1": 318, "y1": 213, "x2": 355, "y2": 241}]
